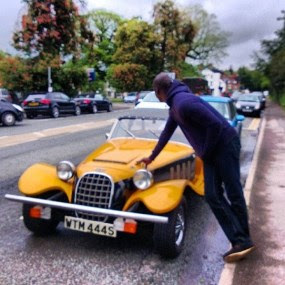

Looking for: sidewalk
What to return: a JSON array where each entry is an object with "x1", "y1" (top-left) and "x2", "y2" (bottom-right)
[{"x1": 229, "y1": 101, "x2": 285, "y2": 284}]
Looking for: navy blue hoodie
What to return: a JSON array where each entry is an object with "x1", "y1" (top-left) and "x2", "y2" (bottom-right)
[{"x1": 149, "y1": 80, "x2": 237, "y2": 161}]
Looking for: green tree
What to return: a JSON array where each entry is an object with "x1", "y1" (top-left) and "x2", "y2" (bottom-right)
[
  {"x1": 238, "y1": 66, "x2": 269, "y2": 91},
  {"x1": 107, "y1": 63, "x2": 148, "y2": 92},
  {"x1": 86, "y1": 10, "x2": 123, "y2": 81},
  {"x1": 0, "y1": 56, "x2": 31, "y2": 92},
  {"x1": 109, "y1": 18, "x2": 161, "y2": 91},
  {"x1": 255, "y1": 10, "x2": 285, "y2": 104},
  {"x1": 153, "y1": 0, "x2": 196, "y2": 73},
  {"x1": 185, "y1": 4, "x2": 229, "y2": 65},
  {"x1": 13, "y1": 0, "x2": 94, "y2": 60}
]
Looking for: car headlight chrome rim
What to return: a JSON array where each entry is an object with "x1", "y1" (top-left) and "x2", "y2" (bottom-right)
[
  {"x1": 133, "y1": 169, "x2": 153, "y2": 190},
  {"x1": 57, "y1": 161, "x2": 75, "y2": 181}
]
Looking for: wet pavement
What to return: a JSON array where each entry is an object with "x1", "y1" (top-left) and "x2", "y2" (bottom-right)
[
  {"x1": 0, "y1": 109, "x2": 259, "y2": 285},
  {"x1": 232, "y1": 101, "x2": 285, "y2": 284}
]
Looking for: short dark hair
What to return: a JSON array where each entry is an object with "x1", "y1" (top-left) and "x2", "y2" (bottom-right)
[{"x1": 153, "y1": 72, "x2": 173, "y2": 94}]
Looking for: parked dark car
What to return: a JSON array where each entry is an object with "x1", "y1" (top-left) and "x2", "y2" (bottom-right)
[
  {"x1": 135, "y1": 91, "x2": 152, "y2": 106},
  {"x1": 23, "y1": 92, "x2": 81, "y2": 119},
  {"x1": 235, "y1": 93, "x2": 263, "y2": 117},
  {"x1": 0, "y1": 100, "x2": 24, "y2": 126},
  {"x1": 74, "y1": 93, "x2": 112, "y2": 113}
]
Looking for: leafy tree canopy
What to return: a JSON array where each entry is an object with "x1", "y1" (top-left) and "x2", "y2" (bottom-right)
[
  {"x1": 13, "y1": 0, "x2": 94, "y2": 61},
  {"x1": 185, "y1": 4, "x2": 229, "y2": 65}
]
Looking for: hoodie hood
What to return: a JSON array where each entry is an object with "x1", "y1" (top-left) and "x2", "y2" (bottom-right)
[{"x1": 166, "y1": 80, "x2": 191, "y2": 107}]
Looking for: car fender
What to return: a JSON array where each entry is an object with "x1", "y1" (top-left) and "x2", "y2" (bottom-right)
[
  {"x1": 123, "y1": 180, "x2": 188, "y2": 214},
  {"x1": 18, "y1": 163, "x2": 73, "y2": 201}
]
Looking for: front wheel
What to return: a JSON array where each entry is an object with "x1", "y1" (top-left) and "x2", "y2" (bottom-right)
[
  {"x1": 51, "y1": 106, "x2": 59, "y2": 118},
  {"x1": 74, "y1": 105, "x2": 81, "y2": 116},
  {"x1": 153, "y1": 196, "x2": 187, "y2": 258},
  {"x1": 23, "y1": 203, "x2": 59, "y2": 236},
  {"x1": 1, "y1": 112, "x2": 16, "y2": 126}
]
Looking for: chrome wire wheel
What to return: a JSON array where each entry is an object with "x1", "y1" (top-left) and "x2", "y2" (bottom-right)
[
  {"x1": 175, "y1": 206, "x2": 185, "y2": 246},
  {"x1": 153, "y1": 196, "x2": 187, "y2": 258}
]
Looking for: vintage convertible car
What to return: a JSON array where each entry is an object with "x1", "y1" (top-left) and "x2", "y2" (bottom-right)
[{"x1": 5, "y1": 109, "x2": 204, "y2": 258}]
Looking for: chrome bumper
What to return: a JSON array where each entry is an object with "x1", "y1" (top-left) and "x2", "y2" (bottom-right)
[{"x1": 5, "y1": 194, "x2": 168, "y2": 224}]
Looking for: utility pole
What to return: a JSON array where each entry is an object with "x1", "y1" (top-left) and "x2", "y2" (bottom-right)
[{"x1": 48, "y1": 67, "x2": 53, "y2": 92}]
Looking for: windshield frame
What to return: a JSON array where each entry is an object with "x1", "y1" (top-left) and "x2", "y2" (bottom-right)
[{"x1": 108, "y1": 116, "x2": 189, "y2": 145}]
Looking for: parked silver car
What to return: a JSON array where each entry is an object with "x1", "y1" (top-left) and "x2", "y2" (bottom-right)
[{"x1": 235, "y1": 93, "x2": 262, "y2": 117}]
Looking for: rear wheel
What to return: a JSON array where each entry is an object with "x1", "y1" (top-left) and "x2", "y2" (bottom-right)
[
  {"x1": 153, "y1": 196, "x2": 187, "y2": 258},
  {"x1": 23, "y1": 202, "x2": 59, "y2": 236},
  {"x1": 51, "y1": 106, "x2": 59, "y2": 118},
  {"x1": 107, "y1": 104, "x2": 112, "y2": 112},
  {"x1": 1, "y1": 112, "x2": 16, "y2": 126}
]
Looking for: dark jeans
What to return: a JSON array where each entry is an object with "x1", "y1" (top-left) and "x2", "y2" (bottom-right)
[{"x1": 203, "y1": 136, "x2": 252, "y2": 246}]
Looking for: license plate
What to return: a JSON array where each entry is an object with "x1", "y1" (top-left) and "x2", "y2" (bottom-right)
[
  {"x1": 242, "y1": 109, "x2": 252, "y2": 112},
  {"x1": 29, "y1": 102, "x2": 39, "y2": 107},
  {"x1": 64, "y1": 216, "x2": 117, "y2": 238}
]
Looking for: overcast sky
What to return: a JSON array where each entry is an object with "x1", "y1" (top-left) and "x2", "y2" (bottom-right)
[{"x1": 0, "y1": 0, "x2": 284, "y2": 70}]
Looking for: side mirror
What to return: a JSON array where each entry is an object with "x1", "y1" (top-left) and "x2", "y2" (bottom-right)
[
  {"x1": 105, "y1": 133, "x2": 110, "y2": 139},
  {"x1": 236, "y1": 115, "x2": 245, "y2": 121}
]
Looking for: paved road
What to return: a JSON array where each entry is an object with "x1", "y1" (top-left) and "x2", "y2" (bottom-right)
[{"x1": 0, "y1": 109, "x2": 261, "y2": 285}]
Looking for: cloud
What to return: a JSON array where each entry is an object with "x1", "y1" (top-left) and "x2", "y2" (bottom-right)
[
  {"x1": 87, "y1": 0, "x2": 155, "y2": 20},
  {"x1": 0, "y1": 0, "x2": 284, "y2": 69}
]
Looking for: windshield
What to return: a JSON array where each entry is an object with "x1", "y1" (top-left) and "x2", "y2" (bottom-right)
[
  {"x1": 143, "y1": 91, "x2": 159, "y2": 102},
  {"x1": 207, "y1": 102, "x2": 231, "y2": 120},
  {"x1": 110, "y1": 117, "x2": 188, "y2": 144},
  {"x1": 26, "y1": 94, "x2": 46, "y2": 100},
  {"x1": 238, "y1": 95, "x2": 260, "y2": 102}
]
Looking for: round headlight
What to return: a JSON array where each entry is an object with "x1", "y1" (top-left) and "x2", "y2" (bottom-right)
[
  {"x1": 133, "y1": 169, "x2": 153, "y2": 190},
  {"x1": 56, "y1": 161, "x2": 75, "y2": 181}
]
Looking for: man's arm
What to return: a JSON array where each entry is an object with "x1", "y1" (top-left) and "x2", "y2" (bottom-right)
[
  {"x1": 137, "y1": 116, "x2": 178, "y2": 166},
  {"x1": 149, "y1": 115, "x2": 178, "y2": 161}
]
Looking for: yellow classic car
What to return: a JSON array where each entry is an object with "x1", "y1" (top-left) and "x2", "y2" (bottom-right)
[{"x1": 6, "y1": 110, "x2": 204, "y2": 258}]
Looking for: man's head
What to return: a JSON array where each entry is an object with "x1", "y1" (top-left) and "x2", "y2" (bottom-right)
[{"x1": 153, "y1": 72, "x2": 173, "y2": 102}]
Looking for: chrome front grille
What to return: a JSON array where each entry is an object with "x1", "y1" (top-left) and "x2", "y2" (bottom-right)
[{"x1": 74, "y1": 172, "x2": 114, "y2": 222}]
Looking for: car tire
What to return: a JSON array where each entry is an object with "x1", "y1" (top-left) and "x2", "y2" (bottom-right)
[
  {"x1": 51, "y1": 106, "x2": 60, "y2": 118},
  {"x1": 153, "y1": 196, "x2": 187, "y2": 258},
  {"x1": 91, "y1": 104, "x2": 98, "y2": 114},
  {"x1": 1, "y1": 112, "x2": 16, "y2": 126},
  {"x1": 23, "y1": 201, "x2": 59, "y2": 236},
  {"x1": 255, "y1": 111, "x2": 261, "y2": 118},
  {"x1": 107, "y1": 104, "x2": 112, "y2": 112},
  {"x1": 74, "y1": 106, "x2": 81, "y2": 116}
]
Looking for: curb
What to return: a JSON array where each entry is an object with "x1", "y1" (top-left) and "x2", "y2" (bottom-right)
[{"x1": 218, "y1": 117, "x2": 267, "y2": 285}]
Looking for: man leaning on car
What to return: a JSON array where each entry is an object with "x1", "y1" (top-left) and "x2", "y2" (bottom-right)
[{"x1": 138, "y1": 72, "x2": 255, "y2": 263}]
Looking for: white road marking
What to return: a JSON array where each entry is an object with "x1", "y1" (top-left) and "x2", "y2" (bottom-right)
[{"x1": 0, "y1": 119, "x2": 115, "y2": 149}]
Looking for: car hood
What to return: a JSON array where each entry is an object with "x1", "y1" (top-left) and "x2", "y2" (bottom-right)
[
  {"x1": 76, "y1": 138, "x2": 193, "y2": 182},
  {"x1": 237, "y1": 101, "x2": 259, "y2": 107},
  {"x1": 135, "y1": 102, "x2": 169, "y2": 109}
]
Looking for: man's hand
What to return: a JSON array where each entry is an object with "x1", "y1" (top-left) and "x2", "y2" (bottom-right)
[{"x1": 136, "y1": 157, "x2": 153, "y2": 167}]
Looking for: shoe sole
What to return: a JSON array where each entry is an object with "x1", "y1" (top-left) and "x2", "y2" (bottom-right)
[{"x1": 224, "y1": 246, "x2": 255, "y2": 263}]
